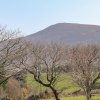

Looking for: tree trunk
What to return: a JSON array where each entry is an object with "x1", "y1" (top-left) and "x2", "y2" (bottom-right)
[
  {"x1": 85, "y1": 89, "x2": 91, "y2": 100},
  {"x1": 50, "y1": 86, "x2": 60, "y2": 100}
]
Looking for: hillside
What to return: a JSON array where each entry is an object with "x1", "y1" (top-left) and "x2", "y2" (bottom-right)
[{"x1": 26, "y1": 23, "x2": 100, "y2": 44}]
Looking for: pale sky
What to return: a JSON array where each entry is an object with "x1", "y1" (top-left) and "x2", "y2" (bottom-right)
[{"x1": 0, "y1": 0, "x2": 100, "y2": 36}]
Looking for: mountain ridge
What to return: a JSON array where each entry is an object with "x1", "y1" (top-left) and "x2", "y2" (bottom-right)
[{"x1": 25, "y1": 23, "x2": 100, "y2": 44}]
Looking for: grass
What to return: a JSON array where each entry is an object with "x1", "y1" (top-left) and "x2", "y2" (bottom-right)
[
  {"x1": 26, "y1": 73, "x2": 100, "y2": 99},
  {"x1": 42, "y1": 96, "x2": 100, "y2": 100},
  {"x1": 61, "y1": 96, "x2": 86, "y2": 100},
  {"x1": 26, "y1": 73, "x2": 81, "y2": 94},
  {"x1": 70, "y1": 96, "x2": 100, "y2": 100},
  {"x1": 60, "y1": 96, "x2": 85, "y2": 100}
]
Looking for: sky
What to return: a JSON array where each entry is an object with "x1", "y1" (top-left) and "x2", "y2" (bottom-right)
[{"x1": 0, "y1": 0, "x2": 100, "y2": 36}]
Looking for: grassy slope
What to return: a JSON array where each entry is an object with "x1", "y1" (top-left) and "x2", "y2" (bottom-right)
[
  {"x1": 26, "y1": 73, "x2": 100, "y2": 99},
  {"x1": 26, "y1": 73, "x2": 81, "y2": 94},
  {"x1": 44, "y1": 96, "x2": 100, "y2": 100}
]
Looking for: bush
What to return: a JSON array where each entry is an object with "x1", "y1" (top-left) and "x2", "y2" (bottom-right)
[{"x1": 6, "y1": 77, "x2": 22, "y2": 100}]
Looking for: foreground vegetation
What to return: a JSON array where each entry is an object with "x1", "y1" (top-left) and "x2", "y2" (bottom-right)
[
  {"x1": 43, "y1": 96, "x2": 100, "y2": 100},
  {"x1": 26, "y1": 73, "x2": 81, "y2": 94},
  {"x1": 26, "y1": 73, "x2": 100, "y2": 99}
]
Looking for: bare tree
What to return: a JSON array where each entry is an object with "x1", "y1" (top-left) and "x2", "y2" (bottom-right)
[
  {"x1": 0, "y1": 25, "x2": 27, "y2": 87},
  {"x1": 23, "y1": 42, "x2": 67, "y2": 100},
  {"x1": 68, "y1": 44, "x2": 100, "y2": 100}
]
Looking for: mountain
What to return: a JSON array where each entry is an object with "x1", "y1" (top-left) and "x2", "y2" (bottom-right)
[{"x1": 25, "y1": 23, "x2": 100, "y2": 44}]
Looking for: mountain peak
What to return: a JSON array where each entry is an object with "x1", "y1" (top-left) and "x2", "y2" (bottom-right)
[{"x1": 25, "y1": 23, "x2": 100, "y2": 44}]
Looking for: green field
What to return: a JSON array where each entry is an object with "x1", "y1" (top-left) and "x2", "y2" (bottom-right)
[
  {"x1": 26, "y1": 73, "x2": 100, "y2": 99},
  {"x1": 43, "y1": 96, "x2": 100, "y2": 100},
  {"x1": 26, "y1": 73, "x2": 80, "y2": 94}
]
